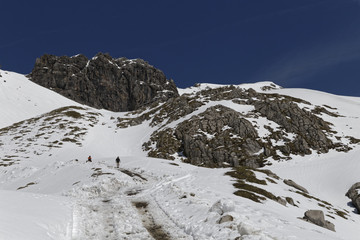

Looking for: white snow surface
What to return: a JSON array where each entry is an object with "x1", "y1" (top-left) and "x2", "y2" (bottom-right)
[
  {"x1": 178, "y1": 81, "x2": 281, "y2": 96},
  {"x1": 0, "y1": 72, "x2": 360, "y2": 239},
  {"x1": 0, "y1": 70, "x2": 81, "y2": 129}
]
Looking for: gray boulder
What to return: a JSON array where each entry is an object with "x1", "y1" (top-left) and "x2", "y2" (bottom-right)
[
  {"x1": 275, "y1": 197, "x2": 287, "y2": 206},
  {"x1": 303, "y1": 210, "x2": 335, "y2": 231},
  {"x1": 345, "y1": 182, "x2": 360, "y2": 213},
  {"x1": 218, "y1": 215, "x2": 234, "y2": 224},
  {"x1": 284, "y1": 179, "x2": 309, "y2": 194},
  {"x1": 285, "y1": 197, "x2": 296, "y2": 206},
  {"x1": 28, "y1": 53, "x2": 179, "y2": 112}
]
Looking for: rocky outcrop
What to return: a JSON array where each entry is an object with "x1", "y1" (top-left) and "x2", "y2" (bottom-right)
[
  {"x1": 28, "y1": 53, "x2": 179, "y2": 111},
  {"x1": 175, "y1": 105, "x2": 262, "y2": 167},
  {"x1": 145, "y1": 105, "x2": 264, "y2": 167},
  {"x1": 346, "y1": 182, "x2": 360, "y2": 213},
  {"x1": 142, "y1": 86, "x2": 351, "y2": 168},
  {"x1": 284, "y1": 179, "x2": 309, "y2": 194},
  {"x1": 253, "y1": 98, "x2": 334, "y2": 155},
  {"x1": 303, "y1": 210, "x2": 335, "y2": 231}
]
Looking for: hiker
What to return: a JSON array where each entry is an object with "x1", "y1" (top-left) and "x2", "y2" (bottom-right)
[
  {"x1": 87, "y1": 155, "x2": 92, "y2": 162},
  {"x1": 116, "y1": 156, "x2": 120, "y2": 168}
]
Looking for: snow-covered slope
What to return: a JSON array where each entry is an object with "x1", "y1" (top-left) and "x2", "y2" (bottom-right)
[
  {"x1": 0, "y1": 70, "x2": 81, "y2": 129},
  {"x1": 1, "y1": 72, "x2": 360, "y2": 240}
]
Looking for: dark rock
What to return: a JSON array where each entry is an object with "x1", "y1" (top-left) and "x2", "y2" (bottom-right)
[
  {"x1": 303, "y1": 210, "x2": 335, "y2": 231},
  {"x1": 28, "y1": 53, "x2": 179, "y2": 112},
  {"x1": 285, "y1": 197, "x2": 296, "y2": 206},
  {"x1": 284, "y1": 179, "x2": 309, "y2": 194},
  {"x1": 263, "y1": 146, "x2": 271, "y2": 156},
  {"x1": 345, "y1": 182, "x2": 360, "y2": 213}
]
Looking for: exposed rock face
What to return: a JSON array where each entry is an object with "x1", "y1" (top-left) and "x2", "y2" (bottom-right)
[
  {"x1": 28, "y1": 53, "x2": 179, "y2": 111},
  {"x1": 346, "y1": 182, "x2": 360, "y2": 213},
  {"x1": 303, "y1": 210, "x2": 335, "y2": 231},
  {"x1": 175, "y1": 105, "x2": 262, "y2": 167},
  {"x1": 146, "y1": 105, "x2": 263, "y2": 167},
  {"x1": 140, "y1": 86, "x2": 352, "y2": 168},
  {"x1": 284, "y1": 179, "x2": 309, "y2": 194},
  {"x1": 253, "y1": 98, "x2": 334, "y2": 155}
]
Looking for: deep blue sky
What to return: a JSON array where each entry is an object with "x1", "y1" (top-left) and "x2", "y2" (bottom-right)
[{"x1": 1, "y1": 0, "x2": 360, "y2": 96}]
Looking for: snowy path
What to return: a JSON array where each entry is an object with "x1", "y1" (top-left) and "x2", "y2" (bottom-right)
[
  {"x1": 2, "y1": 156, "x2": 355, "y2": 240},
  {"x1": 70, "y1": 178, "x2": 151, "y2": 239},
  {"x1": 68, "y1": 166, "x2": 193, "y2": 240}
]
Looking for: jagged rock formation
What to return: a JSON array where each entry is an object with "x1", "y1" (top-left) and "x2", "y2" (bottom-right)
[
  {"x1": 140, "y1": 86, "x2": 352, "y2": 168},
  {"x1": 303, "y1": 210, "x2": 335, "y2": 231},
  {"x1": 346, "y1": 182, "x2": 360, "y2": 213},
  {"x1": 28, "y1": 53, "x2": 179, "y2": 112},
  {"x1": 253, "y1": 97, "x2": 334, "y2": 155},
  {"x1": 174, "y1": 105, "x2": 262, "y2": 167}
]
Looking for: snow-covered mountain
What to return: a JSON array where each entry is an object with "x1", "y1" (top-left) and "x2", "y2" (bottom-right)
[{"x1": 1, "y1": 69, "x2": 360, "y2": 240}]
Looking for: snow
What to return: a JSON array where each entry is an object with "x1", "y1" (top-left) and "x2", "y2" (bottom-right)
[
  {"x1": 0, "y1": 72, "x2": 360, "y2": 239},
  {"x1": 0, "y1": 70, "x2": 81, "y2": 129},
  {"x1": 178, "y1": 81, "x2": 281, "y2": 96},
  {"x1": 0, "y1": 190, "x2": 72, "y2": 240}
]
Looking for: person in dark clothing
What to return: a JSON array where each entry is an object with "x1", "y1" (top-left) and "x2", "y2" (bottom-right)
[
  {"x1": 116, "y1": 156, "x2": 120, "y2": 168},
  {"x1": 87, "y1": 155, "x2": 92, "y2": 162}
]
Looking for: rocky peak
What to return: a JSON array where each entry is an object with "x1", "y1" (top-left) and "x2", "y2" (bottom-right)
[{"x1": 28, "y1": 53, "x2": 179, "y2": 112}]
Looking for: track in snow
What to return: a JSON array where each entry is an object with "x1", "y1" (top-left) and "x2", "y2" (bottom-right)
[
  {"x1": 70, "y1": 167, "x2": 192, "y2": 240},
  {"x1": 133, "y1": 201, "x2": 171, "y2": 240}
]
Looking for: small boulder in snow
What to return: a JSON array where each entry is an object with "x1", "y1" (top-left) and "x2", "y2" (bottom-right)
[
  {"x1": 345, "y1": 182, "x2": 360, "y2": 213},
  {"x1": 218, "y1": 214, "x2": 234, "y2": 224},
  {"x1": 284, "y1": 179, "x2": 309, "y2": 194},
  {"x1": 275, "y1": 197, "x2": 287, "y2": 206},
  {"x1": 285, "y1": 197, "x2": 296, "y2": 206},
  {"x1": 303, "y1": 210, "x2": 335, "y2": 232}
]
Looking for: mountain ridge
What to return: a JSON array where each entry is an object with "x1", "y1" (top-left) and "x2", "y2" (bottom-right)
[
  {"x1": 28, "y1": 53, "x2": 179, "y2": 112},
  {"x1": 1, "y1": 68, "x2": 360, "y2": 239}
]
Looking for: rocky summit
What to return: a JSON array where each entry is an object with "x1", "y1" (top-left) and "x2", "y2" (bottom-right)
[{"x1": 28, "y1": 53, "x2": 179, "y2": 112}]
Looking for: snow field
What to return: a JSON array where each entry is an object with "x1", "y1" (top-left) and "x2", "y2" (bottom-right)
[{"x1": 0, "y1": 70, "x2": 81, "y2": 129}]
